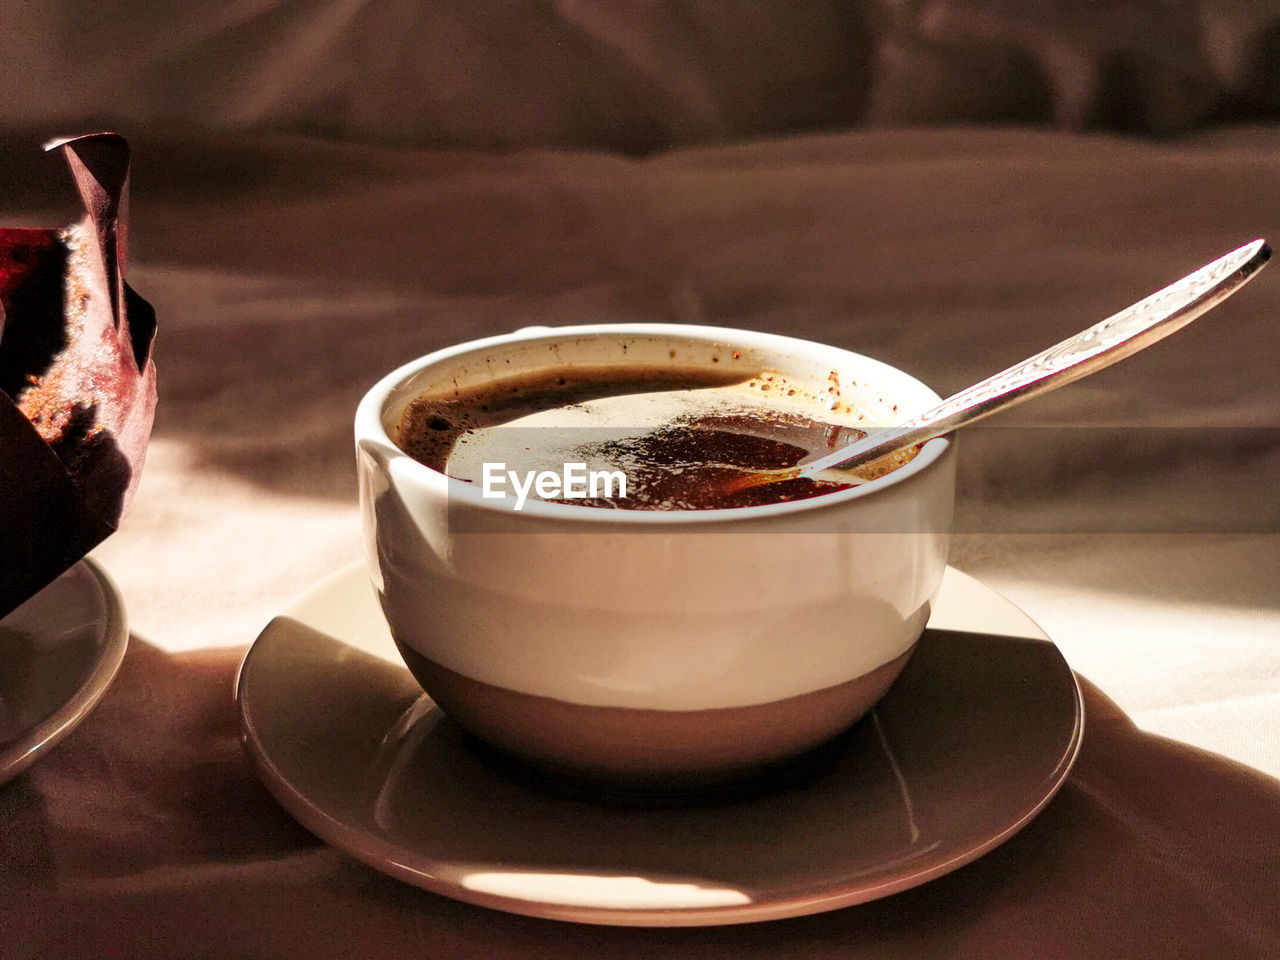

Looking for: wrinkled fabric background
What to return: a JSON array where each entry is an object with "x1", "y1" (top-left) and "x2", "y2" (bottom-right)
[
  {"x1": 6, "y1": 0, "x2": 1280, "y2": 149},
  {"x1": 1, "y1": 3, "x2": 1278, "y2": 958}
]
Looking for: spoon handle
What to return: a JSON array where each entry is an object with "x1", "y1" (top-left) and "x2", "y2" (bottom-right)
[{"x1": 803, "y1": 238, "x2": 1271, "y2": 476}]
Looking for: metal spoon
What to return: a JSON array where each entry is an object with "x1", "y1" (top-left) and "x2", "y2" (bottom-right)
[{"x1": 731, "y1": 239, "x2": 1271, "y2": 491}]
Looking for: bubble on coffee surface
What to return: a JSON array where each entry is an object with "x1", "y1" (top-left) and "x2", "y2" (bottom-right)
[{"x1": 395, "y1": 365, "x2": 918, "y2": 510}]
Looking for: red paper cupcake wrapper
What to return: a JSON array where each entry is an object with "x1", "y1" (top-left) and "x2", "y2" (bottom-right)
[{"x1": 0, "y1": 134, "x2": 157, "y2": 618}]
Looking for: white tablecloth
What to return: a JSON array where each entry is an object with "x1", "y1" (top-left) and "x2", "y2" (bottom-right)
[{"x1": 2, "y1": 124, "x2": 1277, "y2": 956}]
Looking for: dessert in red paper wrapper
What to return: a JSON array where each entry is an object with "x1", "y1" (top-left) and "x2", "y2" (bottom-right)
[{"x1": 0, "y1": 133, "x2": 157, "y2": 619}]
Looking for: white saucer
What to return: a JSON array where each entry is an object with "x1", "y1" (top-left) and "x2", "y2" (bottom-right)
[
  {"x1": 0, "y1": 558, "x2": 129, "y2": 785},
  {"x1": 238, "y1": 563, "x2": 1083, "y2": 927}
]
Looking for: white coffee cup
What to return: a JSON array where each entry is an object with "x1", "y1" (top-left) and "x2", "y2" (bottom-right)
[{"x1": 356, "y1": 324, "x2": 954, "y2": 797}]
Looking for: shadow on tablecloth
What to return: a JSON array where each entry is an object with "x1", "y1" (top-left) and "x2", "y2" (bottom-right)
[{"x1": 1, "y1": 636, "x2": 1277, "y2": 959}]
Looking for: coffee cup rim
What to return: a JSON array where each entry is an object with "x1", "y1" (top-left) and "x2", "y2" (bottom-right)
[{"x1": 355, "y1": 323, "x2": 952, "y2": 525}]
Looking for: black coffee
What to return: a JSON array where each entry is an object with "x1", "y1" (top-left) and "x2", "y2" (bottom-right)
[{"x1": 395, "y1": 365, "x2": 914, "y2": 510}]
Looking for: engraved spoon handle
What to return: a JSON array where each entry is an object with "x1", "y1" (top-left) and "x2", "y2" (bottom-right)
[{"x1": 801, "y1": 239, "x2": 1271, "y2": 477}]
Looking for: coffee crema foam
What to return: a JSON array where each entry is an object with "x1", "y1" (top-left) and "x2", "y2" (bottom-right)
[{"x1": 395, "y1": 365, "x2": 919, "y2": 510}]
